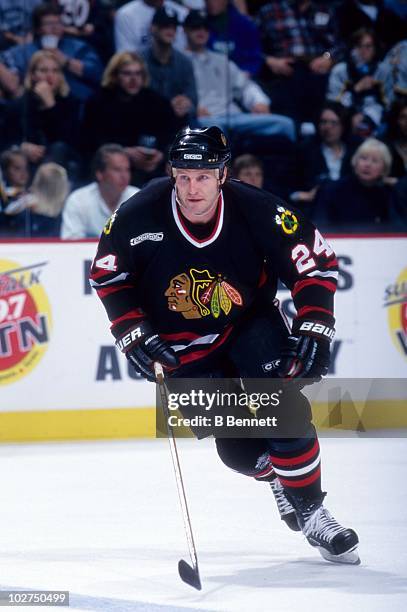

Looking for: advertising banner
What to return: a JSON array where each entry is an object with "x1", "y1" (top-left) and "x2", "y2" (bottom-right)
[{"x1": 0, "y1": 237, "x2": 405, "y2": 438}]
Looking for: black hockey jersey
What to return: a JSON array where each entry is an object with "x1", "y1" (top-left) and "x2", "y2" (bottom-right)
[{"x1": 90, "y1": 178, "x2": 338, "y2": 366}]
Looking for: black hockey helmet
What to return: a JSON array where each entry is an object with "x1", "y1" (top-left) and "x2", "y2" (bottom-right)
[{"x1": 169, "y1": 126, "x2": 231, "y2": 170}]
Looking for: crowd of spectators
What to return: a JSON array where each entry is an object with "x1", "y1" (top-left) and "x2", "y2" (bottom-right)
[{"x1": 0, "y1": 0, "x2": 406, "y2": 237}]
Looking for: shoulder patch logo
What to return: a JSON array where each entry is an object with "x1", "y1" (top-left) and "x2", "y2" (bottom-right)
[
  {"x1": 130, "y1": 232, "x2": 164, "y2": 246},
  {"x1": 103, "y1": 211, "x2": 117, "y2": 235},
  {"x1": 275, "y1": 206, "x2": 299, "y2": 235}
]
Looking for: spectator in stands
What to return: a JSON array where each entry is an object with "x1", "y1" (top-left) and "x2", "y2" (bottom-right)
[
  {"x1": 313, "y1": 138, "x2": 404, "y2": 230},
  {"x1": 232, "y1": 153, "x2": 264, "y2": 188},
  {"x1": 0, "y1": 147, "x2": 30, "y2": 234},
  {"x1": 114, "y1": 0, "x2": 188, "y2": 54},
  {"x1": 378, "y1": 39, "x2": 407, "y2": 107},
  {"x1": 292, "y1": 101, "x2": 356, "y2": 209},
  {"x1": 81, "y1": 51, "x2": 177, "y2": 185},
  {"x1": 386, "y1": 0, "x2": 407, "y2": 18},
  {"x1": 183, "y1": 10, "x2": 295, "y2": 142},
  {"x1": 2, "y1": 50, "x2": 81, "y2": 179},
  {"x1": 0, "y1": 2, "x2": 103, "y2": 102},
  {"x1": 0, "y1": 148, "x2": 30, "y2": 197},
  {"x1": 0, "y1": 62, "x2": 20, "y2": 98},
  {"x1": 394, "y1": 173, "x2": 407, "y2": 222},
  {"x1": 205, "y1": 0, "x2": 262, "y2": 76},
  {"x1": 336, "y1": 0, "x2": 405, "y2": 55},
  {"x1": 143, "y1": 7, "x2": 197, "y2": 127},
  {"x1": 52, "y1": 0, "x2": 116, "y2": 64},
  {"x1": 385, "y1": 1, "x2": 407, "y2": 18},
  {"x1": 0, "y1": 162, "x2": 69, "y2": 237},
  {"x1": 383, "y1": 98, "x2": 407, "y2": 177},
  {"x1": 0, "y1": 0, "x2": 42, "y2": 51},
  {"x1": 61, "y1": 144, "x2": 138, "y2": 239},
  {"x1": 256, "y1": 0, "x2": 339, "y2": 124},
  {"x1": 327, "y1": 28, "x2": 387, "y2": 136}
]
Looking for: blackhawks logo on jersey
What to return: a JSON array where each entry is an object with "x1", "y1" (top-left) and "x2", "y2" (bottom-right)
[
  {"x1": 165, "y1": 268, "x2": 243, "y2": 319},
  {"x1": 275, "y1": 206, "x2": 299, "y2": 235}
]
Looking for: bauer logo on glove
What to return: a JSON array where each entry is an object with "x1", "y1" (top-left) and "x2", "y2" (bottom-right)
[{"x1": 115, "y1": 321, "x2": 179, "y2": 381}]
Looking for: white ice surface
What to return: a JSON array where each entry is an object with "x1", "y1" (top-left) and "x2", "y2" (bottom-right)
[{"x1": 0, "y1": 436, "x2": 406, "y2": 611}]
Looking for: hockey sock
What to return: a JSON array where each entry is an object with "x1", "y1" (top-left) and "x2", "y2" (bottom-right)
[
  {"x1": 267, "y1": 433, "x2": 322, "y2": 500},
  {"x1": 215, "y1": 437, "x2": 273, "y2": 478}
]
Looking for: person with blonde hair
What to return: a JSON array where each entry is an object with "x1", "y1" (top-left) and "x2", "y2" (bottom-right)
[
  {"x1": 313, "y1": 138, "x2": 405, "y2": 231},
  {"x1": 3, "y1": 50, "x2": 81, "y2": 176},
  {"x1": 81, "y1": 50, "x2": 176, "y2": 185},
  {"x1": 0, "y1": 2, "x2": 103, "y2": 101},
  {"x1": 0, "y1": 162, "x2": 69, "y2": 237}
]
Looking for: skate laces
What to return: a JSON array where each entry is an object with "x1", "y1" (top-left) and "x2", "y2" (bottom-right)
[
  {"x1": 270, "y1": 478, "x2": 295, "y2": 516},
  {"x1": 303, "y1": 506, "x2": 346, "y2": 542}
]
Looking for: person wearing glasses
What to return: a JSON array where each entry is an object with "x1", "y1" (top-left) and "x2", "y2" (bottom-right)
[{"x1": 80, "y1": 51, "x2": 177, "y2": 186}]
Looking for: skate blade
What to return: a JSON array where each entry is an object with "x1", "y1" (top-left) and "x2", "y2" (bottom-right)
[{"x1": 317, "y1": 545, "x2": 360, "y2": 565}]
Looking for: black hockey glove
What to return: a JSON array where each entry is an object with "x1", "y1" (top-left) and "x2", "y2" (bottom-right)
[
  {"x1": 115, "y1": 321, "x2": 179, "y2": 382},
  {"x1": 277, "y1": 321, "x2": 334, "y2": 384}
]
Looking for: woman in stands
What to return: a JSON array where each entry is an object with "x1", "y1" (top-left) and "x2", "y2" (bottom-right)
[
  {"x1": 2, "y1": 50, "x2": 81, "y2": 179},
  {"x1": 313, "y1": 138, "x2": 406, "y2": 231}
]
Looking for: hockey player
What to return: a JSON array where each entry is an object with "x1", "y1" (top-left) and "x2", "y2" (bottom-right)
[{"x1": 90, "y1": 126, "x2": 360, "y2": 565}]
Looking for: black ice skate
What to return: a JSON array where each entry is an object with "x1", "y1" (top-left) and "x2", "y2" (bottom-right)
[
  {"x1": 269, "y1": 474, "x2": 300, "y2": 532},
  {"x1": 296, "y1": 497, "x2": 360, "y2": 565}
]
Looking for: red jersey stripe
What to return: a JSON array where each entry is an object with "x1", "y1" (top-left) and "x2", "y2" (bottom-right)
[
  {"x1": 292, "y1": 278, "x2": 336, "y2": 297},
  {"x1": 326, "y1": 259, "x2": 338, "y2": 269},
  {"x1": 97, "y1": 283, "x2": 133, "y2": 298},
  {"x1": 178, "y1": 327, "x2": 233, "y2": 364},
  {"x1": 110, "y1": 310, "x2": 145, "y2": 327},
  {"x1": 270, "y1": 439, "x2": 319, "y2": 467},
  {"x1": 161, "y1": 330, "x2": 202, "y2": 341},
  {"x1": 297, "y1": 305, "x2": 333, "y2": 317}
]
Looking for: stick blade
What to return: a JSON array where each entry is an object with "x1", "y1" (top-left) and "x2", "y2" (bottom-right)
[{"x1": 178, "y1": 559, "x2": 202, "y2": 590}]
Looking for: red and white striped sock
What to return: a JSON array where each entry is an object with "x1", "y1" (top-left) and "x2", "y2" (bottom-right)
[{"x1": 269, "y1": 437, "x2": 322, "y2": 499}]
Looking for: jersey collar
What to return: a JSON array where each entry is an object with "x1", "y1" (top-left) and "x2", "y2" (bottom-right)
[{"x1": 171, "y1": 189, "x2": 224, "y2": 248}]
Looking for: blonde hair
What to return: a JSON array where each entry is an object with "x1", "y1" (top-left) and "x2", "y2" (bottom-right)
[
  {"x1": 351, "y1": 138, "x2": 392, "y2": 177},
  {"x1": 101, "y1": 51, "x2": 149, "y2": 88},
  {"x1": 30, "y1": 163, "x2": 69, "y2": 216},
  {"x1": 25, "y1": 50, "x2": 70, "y2": 97}
]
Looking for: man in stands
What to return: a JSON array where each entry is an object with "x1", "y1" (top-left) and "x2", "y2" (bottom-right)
[{"x1": 61, "y1": 144, "x2": 138, "y2": 239}]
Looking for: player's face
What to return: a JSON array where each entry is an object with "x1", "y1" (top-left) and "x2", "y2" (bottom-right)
[
  {"x1": 175, "y1": 168, "x2": 226, "y2": 223},
  {"x1": 97, "y1": 153, "x2": 131, "y2": 192},
  {"x1": 354, "y1": 150, "x2": 386, "y2": 184}
]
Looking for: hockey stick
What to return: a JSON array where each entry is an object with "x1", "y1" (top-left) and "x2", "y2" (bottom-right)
[{"x1": 154, "y1": 362, "x2": 202, "y2": 591}]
